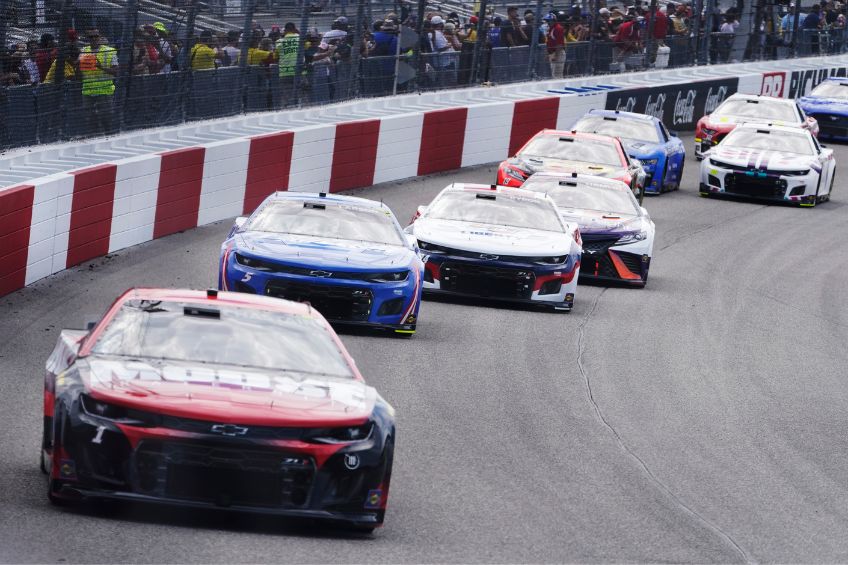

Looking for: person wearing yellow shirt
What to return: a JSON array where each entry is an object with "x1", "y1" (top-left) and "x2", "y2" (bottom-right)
[
  {"x1": 190, "y1": 30, "x2": 221, "y2": 70},
  {"x1": 44, "y1": 45, "x2": 80, "y2": 83},
  {"x1": 79, "y1": 29, "x2": 118, "y2": 135}
]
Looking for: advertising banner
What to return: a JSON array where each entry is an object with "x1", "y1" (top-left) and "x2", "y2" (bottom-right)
[{"x1": 604, "y1": 77, "x2": 739, "y2": 131}]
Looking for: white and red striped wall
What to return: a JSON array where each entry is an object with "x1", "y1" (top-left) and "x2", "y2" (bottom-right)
[{"x1": 0, "y1": 57, "x2": 842, "y2": 298}]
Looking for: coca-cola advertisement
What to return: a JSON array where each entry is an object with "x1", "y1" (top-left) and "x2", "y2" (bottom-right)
[{"x1": 604, "y1": 78, "x2": 739, "y2": 131}]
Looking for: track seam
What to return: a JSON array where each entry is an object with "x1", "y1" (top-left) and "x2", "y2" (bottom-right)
[{"x1": 576, "y1": 289, "x2": 753, "y2": 564}]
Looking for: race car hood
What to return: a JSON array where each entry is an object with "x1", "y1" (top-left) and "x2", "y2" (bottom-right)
[
  {"x1": 557, "y1": 208, "x2": 643, "y2": 235},
  {"x1": 621, "y1": 140, "x2": 662, "y2": 160},
  {"x1": 235, "y1": 231, "x2": 413, "y2": 271},
  {"x1": 81, "y1": 357, "x2": 376, "y2": 426},
  {"x1": 704, "y1": 115, "x2": 798, "y2": 129},
  {"x1": 517, "y1": 156, "x2": 625, "y2": 178},
  {"x1": 710, "y1": 147, "x2": 816, "y2": 172},
  {"x1": 412, "y1": 218, "x2": 572, "y2": 255}
]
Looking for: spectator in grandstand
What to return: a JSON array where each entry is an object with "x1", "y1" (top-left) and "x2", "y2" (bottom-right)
[
  {"x1": 35, "y1": 34, "x2": 56, "y2": 81},
  {"x1": 276, "y1": 23, "x2": 300, "y2": 106},
  {"x1": 247, "y1": 34, "x2": 274, "y2": 66},
  {"x1": 571, "y1": 15, "x2": 590, "y2": 41},
  {"x1": 612, "y1": 13, "x2": 640, "y2": 71},
  {"x1": 190, "y1": 30, "x2": 222, "y2": 70},
  {"x1": 44, "y1": 44, "x2": 79, "y2": 83},
  {"x1": 595, "y1": 7, "x2": 614, "y2": 39},
  {"x1": 667, "y1": 3, "x2": 689, "y2": 35},
  {"x1": 545, "y1": 12, "x2": 565, "y2": 79},
  {"x1": 803, "y1": 3, "x2": 822, "y2": 53},
  {"x1": 151, "y1": 22, "x2": 175, "y2": 72},
  {"x1": 443, "y1": 22, "x2": 462, "y2": 51},
  {"x1": 503, "y1": 6, "x2": 531, "y2": 46},
  {"x1": 132, "y1": 33, "x2": 154, "y2": 75},
  {"x1": 488, "y1": 16, "x2": 503, "y2": 47},
  {"x1": 717, "y1": 11, "x2": 737, "y2": 61},
  {"x1": 781, "y1": 5, "x2": 805, "y2": 44},
  {"x1": 80, "y1": 28, "x2": 118, "y2": 135},
  {"x1": 222, "y1": 31, "x2": 241, "y2": 66},
  {"x1": 305, "y1": 29, "x2": 334, "y2": 103},
  {"x1": 523, "y1": 10, "x2": 543, "y2": 42}
]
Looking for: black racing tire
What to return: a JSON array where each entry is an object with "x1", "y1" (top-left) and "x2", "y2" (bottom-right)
[
  {"x1": 675, "y1": 160, "x2": 684, "y2": 191},
  {"x1": 827, "y1": 173, "x2": 835, "y2": 202}
]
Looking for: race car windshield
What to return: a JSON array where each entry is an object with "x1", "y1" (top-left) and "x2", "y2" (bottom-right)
[
  {"x1": 91, "y1": 300, "x2": 353, "y2": 377},
  {"x1": 810, "y1": 81, "x2": 848, "y2": 99},
  {"x1": 519, "y1": 135, "x2": 623, "y2": 166},
  {"x1": 721, "y1": 130, "x2": 814, "y2": 155},
  {"x1": 521, "y1": 180, "x2": 639, "y2": 215},
  {"x1": 427, "y1": 191, "x2": 564, "y2": 232},
  {"x1": 573, "y1": 116, "x2": 660, "y2": 143},
  {"x1": 247, "y1": 200, "x2": 404, "y2": 246},
  {"x1": 712, "y1": 99, "x2": 798, "y2": 122}
]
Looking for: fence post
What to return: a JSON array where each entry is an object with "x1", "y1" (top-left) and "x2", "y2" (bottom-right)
[
  {"x1": 470, "y1": 0, "x2": 488, "y2": 84},
  {"x1": 179, "y1": 0, "x2": 199, "y2": 122},
  {"x1": 527, "y1": 0, "x2": 544, "y2": 79},
  {"x1": 238, "y1": 0, "x2": 257, "y2": 112},
  {"x1": 587, "y1": 0, "x2": 599, "y2": 75},
  {"x1": 691, "y1": 0, "x2": 702, "y2": 64},
  {"x1": 347, "y1": 0, "x2": 367, "y2": 99},
  {"x1": 0, "y1": 0, "x2": 8, "y2": 52},
  {"x1": 644, "y1": 0, "x2": 657, "y2": 68},
  {"x1": 702, "y1": 0, "x2": 716, "y2": 63},
  {"x1": 293, "y1": 0, "x2": 311, "y2": 105},
  {"x1": 117, "y1": 0, "x2": 139, "y2": 131},
  {"x1": 790, "y1": 5, "x2": 802, "y2": 57},
  {"x1": 411, "y1": 0, "x2": 425, "y2": 92}
]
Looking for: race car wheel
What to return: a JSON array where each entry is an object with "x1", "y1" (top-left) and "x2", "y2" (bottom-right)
[
  {"x1": 826, "y1": 174, "x2": 834, "y2": 202},
  {"x1": 675, "y1": 161, "x2": 684, "y2": 190}
]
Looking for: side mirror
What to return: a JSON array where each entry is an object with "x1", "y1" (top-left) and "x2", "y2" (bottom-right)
[
  {"x1": 234, "y1": 216, "x2": 248, "y2": 229},
  {"x1": 669, "y1": 130, "x2": 679, "y2": 137}
]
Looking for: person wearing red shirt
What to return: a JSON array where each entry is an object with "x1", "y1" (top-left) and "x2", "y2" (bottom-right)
[
  {"x1": 612, "y1": 14, "x2": 640, "y2": 71},
  {"x1": 545, "y1": 12, "x2": 566, "y2": 79}
]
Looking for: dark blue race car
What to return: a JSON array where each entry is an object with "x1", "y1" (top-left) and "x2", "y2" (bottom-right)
[
  {"x1": 571, "y1": 109, "x2": 686, "y2": 194},
  {"x1": 798, "y1": 77, "x2": 848, "y2": 141},
  {"x1": 219, "y1": 192, "x2": 423, "y2": 336}
]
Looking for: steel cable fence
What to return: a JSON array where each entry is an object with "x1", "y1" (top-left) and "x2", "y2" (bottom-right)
[{"x1": 1, "y1": 0, "x2": 847, "y2": 150}]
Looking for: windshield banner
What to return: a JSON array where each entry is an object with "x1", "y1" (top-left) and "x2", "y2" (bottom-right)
[{"x1": 604, "y1": 77, "x2": 740, "y2": 132}]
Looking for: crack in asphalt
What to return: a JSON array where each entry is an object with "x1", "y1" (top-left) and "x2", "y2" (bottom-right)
[{"x1": 576, "y1": 289, "x2": 753, "y2": 564}]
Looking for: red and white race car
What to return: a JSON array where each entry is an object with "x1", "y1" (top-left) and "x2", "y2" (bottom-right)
[
  {"x1": 694, "y1": 93, "x2": 819, "y2": 160},
  {"x1": 496, "y1": 130, "x2": 647, "y2": 202}
]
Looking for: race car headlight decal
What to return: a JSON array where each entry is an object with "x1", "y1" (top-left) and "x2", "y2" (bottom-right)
[
  {"x1": 305, "y1": 421, "x2": 374, "y2": 444},
  {"x1": 417, "y1": 240, "x2": 449, "y2": 254},
  {"x1": 534, "y1": 255, "x2": 568, "y2": 265},
  {"x1": 616, "y1": 231, "x2": 647, "y2": 245},
  {"x1": 368, "y1": 271, "x2": 409, "y2": 283},
  {"x1": 80, "y1": 394, "x2": 162, "y2": 427},
  {"x1": 504, "y1": 163, "x2": 530, "y2": 181},
  {"x1": 781, "y1": 169, "x2": 811, "y2": 176},
  {"x1": 235, "y1": 253, "x2": 274, "y2": 271}
]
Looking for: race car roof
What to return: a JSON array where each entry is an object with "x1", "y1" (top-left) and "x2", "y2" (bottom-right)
[
  {"x1": 586, "y1": 108, "x2": 659, "y2": 123},
  {"x1": 445, "y1": 182, "x2": 552, "y2": 201},
  {"x1": 117, "y1": 288, "x2": 315, "y2": 317},
  {"x1": 522, "y1": 172, "x2": 633, "y2": 191},
  {"x1": 724, "y1": 92, "x2": 796, "y2": 106},
  {"x1": 270, "y1": 190, "x2": 391, "y2": 211},
  {"x1": 732, "y1": 122, "x2": 816, "y2": 136}
]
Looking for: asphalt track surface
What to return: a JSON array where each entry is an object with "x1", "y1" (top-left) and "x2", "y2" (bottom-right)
[{"x1": 2, "y1": 133, "x2": 848, "y2": 563}]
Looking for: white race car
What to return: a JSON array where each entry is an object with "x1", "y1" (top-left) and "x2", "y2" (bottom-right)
[
  {"x1": 699, "y1": 123, "x2": 835, "y2": 207},
  {"x1": 694, "y1": 93, "x2": 820, "y2": 159},
  {"x1": 406, "y1": 184, "x2": 582, "y2": 311},
  {"x1": 520, "y1": 172, "x2": 655, "y2": 287}
]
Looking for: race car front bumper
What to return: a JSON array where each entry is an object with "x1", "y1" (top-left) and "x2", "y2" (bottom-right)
[
  {"x1": 47, "y1": 399, "x2": 393, "y2": 528},
  {"x1": 422, "y1": 255, "x2": 579, "y2": 311},
  {"x1": 579, "y1": 236, "x2": 651, "y2": 286},
  {"x1": 700, "y1": 164, "x2": 820, "y2": 205}
]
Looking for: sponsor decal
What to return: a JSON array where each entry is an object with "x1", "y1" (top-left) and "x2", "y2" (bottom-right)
[
  {"x1": 364, "y1": 488, "x2": 383, "y2": 509},
  {"x1": 344, "y1": 453, "x2": 360, "y2": 470},
  {"x1": 761, "y1": 71, "x2": 786, "y2": 97},
  {"x1": 605, "y1": 78, "x2": 738, "y2": 131},
  {"x1": 787, "y1": 66, "x2": 848, "y2": 98}
]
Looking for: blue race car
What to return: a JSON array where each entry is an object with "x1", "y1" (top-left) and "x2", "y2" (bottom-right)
[
  {"x1": 571, "y1": 109, "x2": 686, "y2": 194},
  {"x1": 219, "y1": 192, "x2": 423, "y2": 336},
  {"x1": 798, "y1": 76, "x2": 848, "y2": 141}
]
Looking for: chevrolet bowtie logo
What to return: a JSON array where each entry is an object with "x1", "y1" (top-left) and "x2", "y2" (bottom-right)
[
  {"x1": 479, "y1": 253, "x2": 499, "y2": 260},
  {"x1": 309, "y1": 270, "x2": 332, "y2": 278},
  {"x1": 210, "y1": 424, "x2": 249, "y2": 436}
]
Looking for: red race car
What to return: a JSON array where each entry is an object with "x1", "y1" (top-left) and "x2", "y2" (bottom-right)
[
  {"x1": 694, "y1": 93, "x2": 819, "y2": 160},
  {"x1": 497, "y1": 130, "x2": 646, "y2": 202},
  {"x1": 41, "y1": 288, "x2": 395, "y2": 532}
]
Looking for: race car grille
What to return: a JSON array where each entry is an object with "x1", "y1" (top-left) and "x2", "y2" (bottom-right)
[
  {"x1": 580, "y1": 236, "x2": 625, "y2": 280},
  {"x1": 134, "y1": 441, "x2": 315, "y2": 508},
  {"x1": 724, "y1": 173, "x2": 786, "y2": 198},
  {"x1": 159, "y1": 415, "x2": 306, "y2": 440},
  {"x1": 581, "y1": 236, "x2": 620, "y2": 255},
  {"x1": 265, "y1": 280, "x2": 372, "y2": 321},
  {"x1": 808, "y1": 113, "x2": 848, "y2": 137},
  {"x1": 616, "y1": 251, "x2": 644, "y2": 275},
  {"x1": 236, "y1": 254, "x2": 406, "y2": 282},
  {"x1": 439, "y1": 262, "x2": 535, "y2": 299}
]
